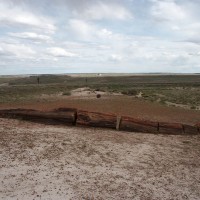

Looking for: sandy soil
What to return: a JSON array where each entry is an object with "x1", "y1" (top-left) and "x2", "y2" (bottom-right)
[{"x1": 0, "y1": 118, "x2": 200, "y2": 200}]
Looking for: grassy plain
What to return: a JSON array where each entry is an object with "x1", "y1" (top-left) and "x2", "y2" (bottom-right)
[{"x1": 0, "y1": 74, "x2": 200, "y2": 110}]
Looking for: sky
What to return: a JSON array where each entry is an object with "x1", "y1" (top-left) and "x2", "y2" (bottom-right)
[{"x1": 0, "y1": 0, "x2": 200, "y2": 75}]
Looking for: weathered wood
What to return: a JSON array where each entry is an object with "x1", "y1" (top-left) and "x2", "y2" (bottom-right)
[
  {"x1": 119, "y1": 116, "x2": 158, "y2": 133},
  {"x1": 76, "y1": 110, "x2": 117, "y2": 129},
  {"x1": 159, "y1": 122, "x2": 183, "y2": 134},
  {"x1": 183, "y1": 124, "x2": 199, "y2": 135}
]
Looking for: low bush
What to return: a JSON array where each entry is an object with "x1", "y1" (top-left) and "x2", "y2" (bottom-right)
[{"x1": 62, "y1": 91, "x2": 71, "y2": 96}]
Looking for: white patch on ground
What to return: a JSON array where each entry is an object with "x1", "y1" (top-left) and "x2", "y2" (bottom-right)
[
  {"x1": 71, "y1": 87, "x2": 121, "y2": 98},
  {"x1": 0, "y1": 118, "x2": 200, "y2": 199}
]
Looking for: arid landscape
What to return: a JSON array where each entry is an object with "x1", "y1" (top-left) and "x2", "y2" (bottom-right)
[
  {"x1": 1, "y1": 0, "x2": 200, "y2": 199},
  {"x1": 0, "y1": 74, "x2": 200, "y2": 199},
  {"x1": 1, "y1": 118, "x2": 200, "y2": 200}
]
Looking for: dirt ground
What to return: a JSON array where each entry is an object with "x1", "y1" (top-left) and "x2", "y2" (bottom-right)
[
  {"x1": 1, "y1": 94, "x2": 200, "y2": 125},
  {"x1": 0, "y1": 118, "x2": 200, "y2": 200}
]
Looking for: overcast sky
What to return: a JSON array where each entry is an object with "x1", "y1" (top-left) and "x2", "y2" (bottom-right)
[{"x1": 0, "y1": 0, "x2": 200, "y2": 75}]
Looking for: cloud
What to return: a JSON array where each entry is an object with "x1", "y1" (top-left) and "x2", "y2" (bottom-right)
[
  {"x1": 150, "y1": 0, "x2": 200, "y2": 45},
  {"x1": 8, "y1": 32, "x2": 52, "y2": 42},
  {"x1": 72, "y1": 1, "x2": 133, "y2": 20},
  {"x1": 68, "y1": 19, "x2": 114, "y2": 40},
  {"x1": 68, "y1": 19, "x2": 94, "y2": 40},
  {"x1": 0, "y1": 43, "x2": 36, "y2": 59},
  {"x1": 110, "y1": 54, "x2": 123, "y2": 62},
  {"x1": 0, "y1": 1, "x2": 56, "y2": 33},
  {"x1": 47, "y1": 47, "x2": 77, "y2": 57},
  {"x1": 0, "y1": 0, "x2": 200, "y2": 74},
  {"x1": 151, "y1": 0, "x2": 187, "y2": 21}
]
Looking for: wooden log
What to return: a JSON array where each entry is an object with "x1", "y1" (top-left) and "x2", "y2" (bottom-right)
[
  {"x1": 159, "y1": 122, "x2": 183, "y2": 134},
  {"x1": 119, "y1": 116, "x2": 158, "y2": 133},
  {"x1": 183, "y1": 124, "x2": 199, "y2": 135},
  {"x1": 76, "y1": 110, "x2": 117, "y2": 129}
]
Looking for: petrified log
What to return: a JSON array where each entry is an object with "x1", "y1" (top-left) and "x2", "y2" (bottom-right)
[
  {"x1": 159, "y1": 122, "x2": 183, "y2": 134},
  {"x1": 0, "y1": 109, "x2": 76, "y2": 125},
  {"x1": 0, "y1": 109, "x2": 35, "y2": 117},
  {"x1": 195, "y1": 123, "x2": 200, "y2": 134},
  {"x1": 119, "y1": 116, "x2": 158, "y2": 133},
  {"x1": 183, "y1": 124, "x2": 199, "y2": 135},
  {"x1": 54, "y1": 107, "x2": 77, "y2": 113},
  {"x1": 76, "y1": 110, "x2": 117, "y2": 129}
]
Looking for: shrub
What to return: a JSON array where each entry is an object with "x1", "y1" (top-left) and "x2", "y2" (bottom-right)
[
  {"x1": 96, "y1": 94, "x2": 101, "y2": 98},
  {"x1": 122, "y1": 89, "x2": 137, "y2": 96},
  {"x1": 191, "y1": 106, "x2": 196, "y2": 110},
  {"x1": 62, "y1": 91, "x2": 71, "y2": 96}
]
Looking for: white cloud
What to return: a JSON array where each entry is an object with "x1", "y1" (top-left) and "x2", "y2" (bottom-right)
[
  {"x1": 68, "y1": 19, "x2": 114, "y2": 40},
  {"x1": 151, "y1": 0, "x2": 187, "y2": 21},
  {"x1": 8, "y1": 32, "x2": 52, "y2": 42},
  {"x1": 0, "y1": 2, "x2": 56, "y2": 33},
  {"x1": 68, "y1": 19, "x2": 93, "y2": 40},
  {"x1": 110, "y1": 54, "x2": 123, "y2": 62},
  {"x1": 150, "y1": 0, "x2": 200, "y2": 45},
  {"x1": 73, "y1": 1, "x2": 133, "y2": 20},
  {"x1": 47, "y1": 47, "x2": 77, "y2": 57},
  {"x1": 0, "y1": 43, "x2": 36, "y2": 59}
]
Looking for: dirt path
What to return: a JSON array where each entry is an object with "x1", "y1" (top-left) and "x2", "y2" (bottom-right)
[
  {"x1": 0, "y1": 118, "x2": 200, "y2": 199},
  {"x1": 1, "y1": 95, "x2": 200, "y2": 125}
]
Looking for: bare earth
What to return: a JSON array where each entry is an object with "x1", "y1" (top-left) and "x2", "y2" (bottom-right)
[
  {"x1": 1, "y1": 95, "x2": 200, "y2": 125},
  {"x1": 0, "y1": 118, "x2": 200, "y2": 200}
]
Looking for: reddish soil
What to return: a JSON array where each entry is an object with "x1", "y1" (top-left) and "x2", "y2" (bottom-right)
[{"x1": 0, "y1": 96, "x2": 199, "y2": 125}]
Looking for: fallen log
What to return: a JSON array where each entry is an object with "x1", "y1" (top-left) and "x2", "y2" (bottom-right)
[
  {"x1": 76, "y1": 110, "x2": 117, "y2": 129},
  {"x1": 53, "y1": 107, "x2": 77, "y2": 113},
  {"x1": 159, "y1": 122, "x2": 183, "y2": 134},
  {"x1": 183, "y1": 124, "x2": 199, "y2": 135},
  {"x1": 0, "y1": 109, "x2": 76, "y2": 125},
  {"x1": 195, "y1": 123, "x2": 200, "y2": 134},
  {"x1": 119, "y1": 116, "x2": 158, "y2": 133}
]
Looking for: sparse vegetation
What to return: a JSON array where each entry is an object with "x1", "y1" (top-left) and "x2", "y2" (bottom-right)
[
  {"x1": 121, "y1": 89, "x2": 138, "y2": 96},
  {"x1": 62, "y1": 91, "x2": 71, "y2": 96},
  {"x1": 0, "y1": 74, "x2": 200, "y2": 109}
]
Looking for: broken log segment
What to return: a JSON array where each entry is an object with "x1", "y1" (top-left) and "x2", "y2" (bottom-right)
[
  {"x1": 159, "y1": 122, "x2": 183, "y2": 135},
  {"x1": 0, "y1": 109, "x2": 76, "y2": 125},
  {"x1": 183, "y1": 124, "x2": 199, "y2": 135},
  {"x1": 76, "y1": 110, "x2": 117, "y2": 129},
  {"x1": 195, "y1": 123, "x2": 200, "y2": 134},
  {"x1": 119, "y1": 116, "x2": 158, "y2": 133}
]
